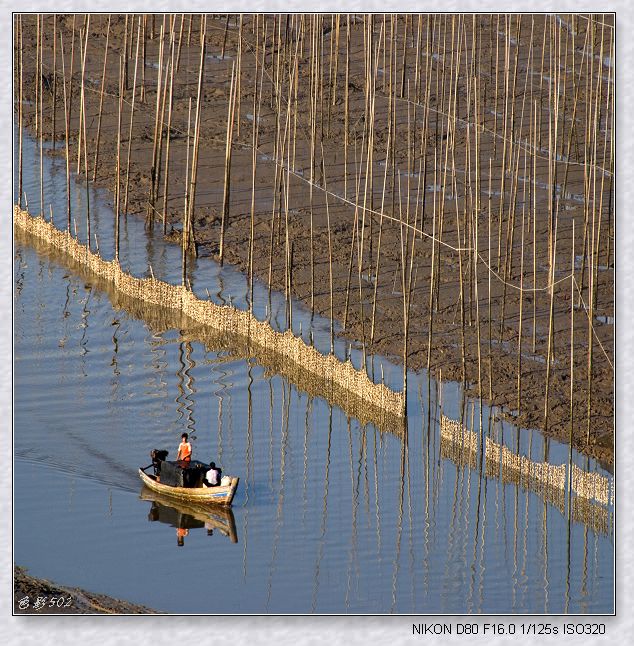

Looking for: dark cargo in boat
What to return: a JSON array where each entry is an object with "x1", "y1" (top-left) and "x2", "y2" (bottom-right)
[
  {"x1": 159, "y1": 460, "x2": 208, "y2": 488},
  {"x1": 150, "y1": 449, "x2": 169, "y2": 477}
]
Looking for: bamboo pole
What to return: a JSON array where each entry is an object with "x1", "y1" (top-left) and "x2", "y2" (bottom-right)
[
  {"x1": 219, "y1": 60, "x2": 237, "y2": 265},
  {"x1": 473, "y1": 74, "x2": 483, "y2": 434},
  {"x1": 248, "y1": 16, "x2": 262, "y2": 312},
  {"x1": 92, "y1": 15, "x2": 111, "y2": 182},
  {"x1": 123, "y1": 14, "x2": 129, "y2": 89},
  {"x1": 516, "y1": 141, "x2": 528, "y2": 413},
  {"x1": 221, "y1": 14, "x2": 230, "y2": 59},
  {"x1": 141, "y1": 15, "x2": 147, "y2": 103},
  {"x1": 59, "y1": 30, "x2": 71, "y2": 229},
  {"x1": 592, "y1": 25, "x2": 610, "y2": 312},
  {"x1": 344, "y1": 15, "x2": 350, "y2": 199},
  {"x1": 175, "y1": 13, "x2": 185, "y2": 72},
  {"x1": 282, "y1": 37, "x2": 301, "y2": 331},
  {"x1": 38, "y1": 15, "x2": 43, "y2": 217},
  {"x1": 568, "y1": 219, "x2": 575, "y2": 468},
  {"x1": 162, "y1": 26, "x2": 176, "y2": 234},
  {"x1": 370, "y1": 89, "x2": 392, "y2": 345},
  {"x1": 148, "y1": 21, "x2": 166, "y2": 221},
  {"x1": 426, "y1": 148, "x2": 438, "y2": 372},
  {"x1": 309, "y1": 17, "x2": 317, "y2": 317},
  {"x1": 52, "y1": 14, "x2": 57, "y2": 147},
  {"x1": 321, "y1": 142, "x2": 335, "y2": 354},
  {"x1": 488, "y1": 158, "x2": 493, "y2": 400},
  {"x1": 17, "y1": 15, "x2": 23, "y2": 208},
  {"x1": 153, "y1": 18, "x2": 173, "y2": 222},
  {"x1": 123, "y1": 19, "x2": 141, "y2": 215},
  {"x1": 79, "y1": 19, "x2": 90, "y2": 247},
  {"x1": 35, "y1": 14, "x2": 39, "y2": 150},
  {"x1": 114, "y1": 55, "x2": 124, "y2": 260},
  {"x1": 182, "y1": 97, "x2": 192, "y2": 285},
  {"x1": 493, "y1": 14, "x2": 500, "y2": 158},
  {"x1": 543, "y1": 200, "x2": 559, "y2": 432},
  {"x1": 76, "y1": 22, "x2": 89, "y2": 176},
  {"x1": 532, "y1": 100, "x2": 538, "y2": 352},
  {"x1": 186, "y1": 15, "x2": 206, "y2": 257},
  {"x1": 67, "y1": 15, "x2": 76, "y2": 158},
  {"x1": 235, "y1": 15, "x2": 243, "y2": 140}
]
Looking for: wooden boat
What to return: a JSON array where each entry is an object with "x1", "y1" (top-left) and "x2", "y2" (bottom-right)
[
  {"x1": 139, "y1": 466, "x2": 239, "y2": 506},
  {"x1": 140, "y1": 487, "x2": 238, "y2": 543}
]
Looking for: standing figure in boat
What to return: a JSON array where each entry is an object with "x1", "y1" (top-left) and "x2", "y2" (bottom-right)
[{"x1": 176, "y1": 433, "x2": 192, "y2": 464}]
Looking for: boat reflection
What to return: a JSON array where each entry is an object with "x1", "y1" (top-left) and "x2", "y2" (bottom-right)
[{"x1": 140, "y1": 486, "x2": 238, "y2": 545}]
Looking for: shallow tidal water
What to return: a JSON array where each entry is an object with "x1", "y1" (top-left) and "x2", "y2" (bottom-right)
[{"x1": 14, "y1": 130, "x2": 613, "y2": 614}]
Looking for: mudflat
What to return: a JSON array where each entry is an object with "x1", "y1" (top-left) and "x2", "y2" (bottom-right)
[{"x1": 15, "y1": 14, "x2": 613, "y2": 463}]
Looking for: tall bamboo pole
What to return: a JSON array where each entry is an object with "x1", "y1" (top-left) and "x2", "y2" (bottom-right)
[
  {"x1": 59, "y1": 31, "x2": 71, "y2": 229},
  {"x1": 248, "y1": 15, "x2": 262, "y2": 312},
  {"x1": 92, "y1": 15, "x2": 111, "y2": 181},
  {"x1": 370, "y1": 90, "x2": 392, "y2": 344},
  {"x1": 141, "y1": 15, "x2": 147, "y2": 103},
  {"x1": 182, "y1": 97, "x2": 192, "y2": 285},
  {"x1": 79, "y1": 19, "x2": 90, "y2": 246},
  {"x1": 114, "y1": 55, "x2": 124, "y2": 260},
  {"x1": 516, "y1": 142, "x2": 528, "y2": 413},
  {"x1": 235, "y1": 14, "x2": 243, "y2": 139},
  {"x1": 175, "y1": 13, "x2": 185, "y2": 72},
  {"x1": 38, "y1": 15, "x2": 43, "y2": 217},
  {"x1": 568, "y1": 219, "x2": 575, "y2": 472},
  {"x1": 153, "y1": 18, "x2": 173, "y2": 221},
  {"x1": 186, "y1": 15, "x2": 206, "y2": 256},
  {"x1": 162, "y1": 26, "x2": 176, "y2": 234},
  {"x1": 76, "y1": 22, "x2": 89, "y2": 176},
  {"x1": 472, "y1": 72, "x2": 483, "y2": 433},
  {"x1": 426, "y1": 149, "x2": 438, "y2": 372},
  {"x1": 543, "y1": 201, "x2": 559, "y2": 432},
  {"x1": 17, "y1": 15, "x2": 23, "y2": 207},
  {"x1": 67, "y1": 15, "x2": 76, "y2": 161},
  {"x1": 52, "y1": 15, "x2": 57, "y2": 147},
  {"x1": 344, "y1": 15, "x2": 350, "y2": 199},
  {"x1": 219, "y1": 60, "x2": 237, "y2": 265},
  {"x1": 123, "y1": 19, "x2": 141, "y2": 215},
  {"x1": 148, "y1": 21, "x2": 166, "y2": 221},
  {"x1": 35, "y1": 14, "x2": 39, "y2": 150},
  {"x1": 123, "y1": 14, "x2": 129, "y2": 89},
  {"x1": 488, "y1": 158, "x2": 493, "y2": 400},
  {"x1": 321, "y1": 142, "x2": 335, "y2": 354},
  {"x1": 532, "y1": 100, "x2": 538, "y2": 352}
]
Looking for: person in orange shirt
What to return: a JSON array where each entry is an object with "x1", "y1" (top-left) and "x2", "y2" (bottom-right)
[{"x1": 176, "y1": 433, "x2": 192, "y2": 463}]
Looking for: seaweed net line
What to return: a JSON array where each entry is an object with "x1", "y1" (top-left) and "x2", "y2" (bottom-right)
[
  {"x1": 440, "y1": 414, "x2": 613, "y2": 507},
  {"x1": 14, "y1": 205, "x2": 406, "y2": 421}
]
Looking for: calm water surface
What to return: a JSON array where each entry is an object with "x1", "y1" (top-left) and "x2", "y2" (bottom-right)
[{"x1": 14, "y1": 131, "x2": 613, "y2": 613}]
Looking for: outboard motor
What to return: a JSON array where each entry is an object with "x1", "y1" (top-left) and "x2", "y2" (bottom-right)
[{"x1": 150, "y1": 449, "x2": 169, "y2": 476}]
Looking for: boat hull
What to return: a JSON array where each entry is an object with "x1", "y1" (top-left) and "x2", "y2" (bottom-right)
[{"x1": 138, "y1": 468, "x2": 239, "y2": 506}]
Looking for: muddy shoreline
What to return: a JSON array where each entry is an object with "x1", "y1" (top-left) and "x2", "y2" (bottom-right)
[
  {"x1": 14, "y1": 566, "x2": 161, "y2": 614},
  {"x1": 15, "y1": 14, "x2": 613, "y2": 463}
]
